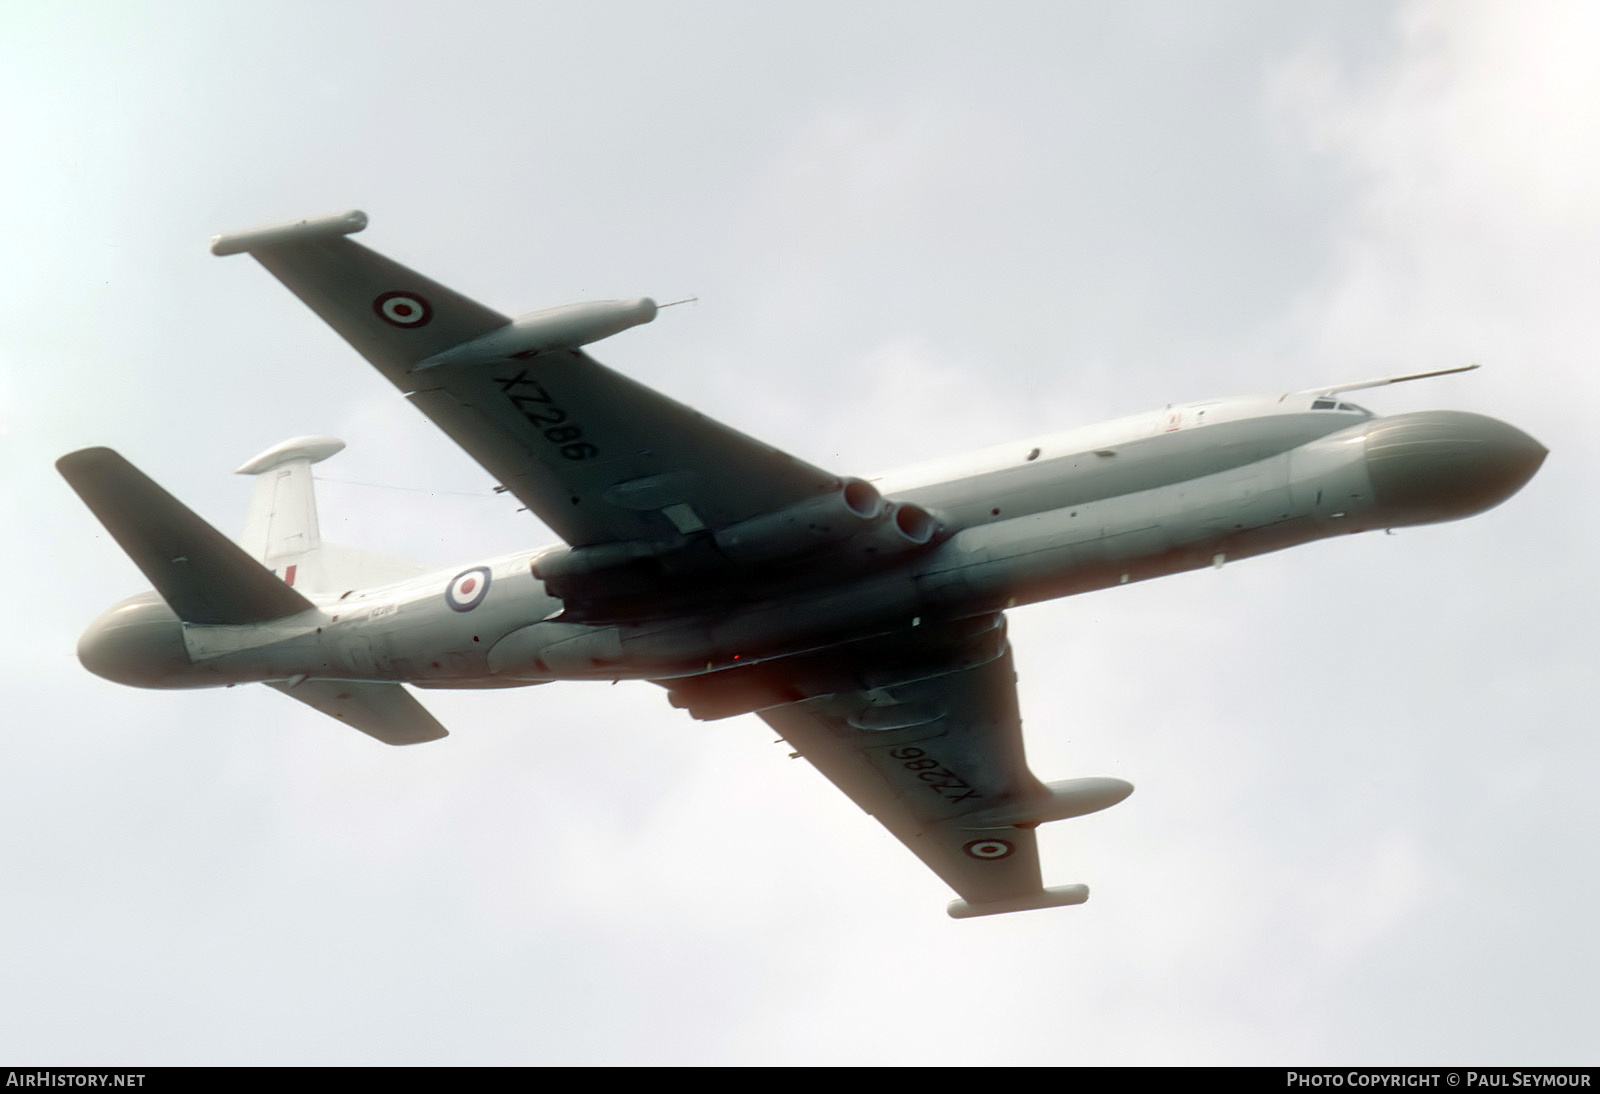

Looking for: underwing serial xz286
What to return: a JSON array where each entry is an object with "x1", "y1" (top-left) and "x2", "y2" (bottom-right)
[{"x1": 60, "y1": 211, "x2": 1546, "y2": 918}]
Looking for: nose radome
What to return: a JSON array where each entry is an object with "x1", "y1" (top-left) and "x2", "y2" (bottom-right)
[{"x1": 1365, "y1": 411, "x2": 1547, "y2": 526}]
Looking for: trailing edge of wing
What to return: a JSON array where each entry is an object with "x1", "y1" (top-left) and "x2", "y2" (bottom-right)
[
  {"x1": 211, "y1": 212, "x2": 842, "y2": 548},
  {"x1": 738, "y1": 616, "x2": 1107, "y2": 914},
  {"x1": 264, "y1": 679, "x2": 448, "y2": 745},
  {"x1": 58, "y1": 447, "x2": 315, "y2": 625}
]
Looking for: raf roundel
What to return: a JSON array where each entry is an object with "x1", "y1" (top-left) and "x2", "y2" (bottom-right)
[
  {"x1": 445, "y1": 566, "x2": 492, "y2": 612},
  {"x1": 962, "y1": 839, "x2": 1015, "y2": 861},
  {"x1": 373, "y1": 290, "x2": 433, "y2": 328}
]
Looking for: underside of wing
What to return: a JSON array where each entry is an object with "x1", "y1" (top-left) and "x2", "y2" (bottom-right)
[
  {"x1": 214, "y1": 212, "x2": 841, "y2": 549},
  {"x1": 401, "y1": 347, "x2": 840, "y2": 546},
  {"x1": 659, "y1": 615, "x2": 1133, "y2": 917}
]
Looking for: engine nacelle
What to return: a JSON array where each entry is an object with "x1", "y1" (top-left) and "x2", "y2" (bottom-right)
[
  {"x1": 713, "y1": 479, "x2": 885, "y2": 562},
  {"x1": 532, "y1": 486, "x2": 946, "y2": 607},
  {"x1": 531, "y1": 539, "x2": 678, "y2": 584},
  {"x1": 841, "y1": 501, "x2": 944, "y2": 560}
]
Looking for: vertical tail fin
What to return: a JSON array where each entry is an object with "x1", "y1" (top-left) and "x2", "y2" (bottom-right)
[
  {"x1": 236, "y1": 436, "x2": 345, "y2": 589},
  {"x1": 236, "y1": 436, "x2": 430, "y2": 594}
]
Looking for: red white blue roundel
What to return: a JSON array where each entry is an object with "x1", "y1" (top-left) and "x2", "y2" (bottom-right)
[
  {"x1": 374, "y1": 290, "x2": 433, "y2": 328},
  {"x1": 962, "y1": 839, "x2": 1015, "y2": 860},
  {"x1": 445, "y1": 567, "x2": 491, "y2": 612}
]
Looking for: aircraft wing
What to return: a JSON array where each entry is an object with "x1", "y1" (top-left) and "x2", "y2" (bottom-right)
[
  {"x1": 212, "y1": 212, "x2": 839, "y2": 547},
  {"x1": 661, "y1": 615, "x2": 1106, "y2": 917}
]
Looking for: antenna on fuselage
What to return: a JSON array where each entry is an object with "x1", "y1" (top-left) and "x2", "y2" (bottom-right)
[{"x1": 1280, "y1": 364, "x2": 1480, "y2": 402}]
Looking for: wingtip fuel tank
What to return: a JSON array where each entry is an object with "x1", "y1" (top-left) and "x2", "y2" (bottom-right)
[
  {"x1": 210, "y1": 209, "x2": 367, "y2": 256},
  {"x1": 948, "y1": 884, "x2": 1091, "y2": 919}
]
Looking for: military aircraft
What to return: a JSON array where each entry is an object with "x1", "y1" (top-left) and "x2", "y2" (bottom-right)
[{"x1": 59, "y1": 211, "x2": 1547, "y2": 918}]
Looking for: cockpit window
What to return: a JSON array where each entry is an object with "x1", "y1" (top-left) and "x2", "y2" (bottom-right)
[{"x1": 1311, "y1": 398, "x2": 1372, "y2": 416}]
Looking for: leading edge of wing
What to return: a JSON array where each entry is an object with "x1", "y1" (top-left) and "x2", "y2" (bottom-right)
[
  {"x1": 213, "y1": 213, "x2": 841, "y2": 547},
  {"x1": 402, "y1": 346, "x2": 841, "y2": 546},
  {"x1": 755, "y1": 635, "x2": 1056, "y2": 913}
]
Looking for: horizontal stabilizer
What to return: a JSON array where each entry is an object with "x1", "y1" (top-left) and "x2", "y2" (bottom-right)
[
  {"x1": 947, "y1": 884, "x2": 1090, "y2": 919},
  {"x1": 265, "y1": 679, "x2": 448, "y2": 745},
  {"x1": 57, "y1": 447, "x2": 315, "y2": 625}
]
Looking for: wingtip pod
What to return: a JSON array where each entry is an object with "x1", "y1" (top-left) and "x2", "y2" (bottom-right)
[
  {"x1": 947, "y1": 884, "x2": 1090, "y2": 919},
  {"x1": 210, "y1": 209, "x2": 367, "y2": 256}
]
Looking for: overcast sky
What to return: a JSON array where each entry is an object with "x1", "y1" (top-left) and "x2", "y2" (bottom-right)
[{"x1": 3, "y1": 0, "x2": 1595, "y2": 1065}]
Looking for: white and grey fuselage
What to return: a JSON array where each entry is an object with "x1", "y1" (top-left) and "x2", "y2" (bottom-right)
[
  {"x1": 59, "y1": 208, "x2": 1553, "y2": 918},
  {"x1": 79, "y1": 390, "x2": 1545, "y2": 693}
]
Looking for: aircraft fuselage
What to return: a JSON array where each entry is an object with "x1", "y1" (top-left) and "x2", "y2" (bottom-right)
[
  {"x1": 61, "y1": 208, "x2": 1551, "y2": 915},
  {"x1": 78, "y1": 393, "x2": 1545, "y2": 693}
]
